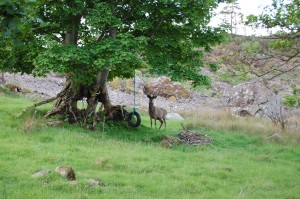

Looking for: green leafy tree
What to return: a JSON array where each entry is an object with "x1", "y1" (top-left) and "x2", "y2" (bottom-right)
[
  {"x1": 0, "y1": 0, "x2": 231, "y2": 127},
  {"x1": 245, "y1": 0, "x2": 300, "y2": 80}
]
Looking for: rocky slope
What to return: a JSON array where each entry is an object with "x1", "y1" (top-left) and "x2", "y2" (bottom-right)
[{"x1": 1, "y1": 72, "x2": 223, "y2": 114}]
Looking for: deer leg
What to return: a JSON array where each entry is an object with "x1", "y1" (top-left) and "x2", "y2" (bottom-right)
[
  {"x1": 155, "y1": 119, "x2": 157, "y2": 129},
  {"x1": 158, "y1": 118, "x2": 163, "y2": 130},
  {"x1": 150, "y1": 117, "x2": 152, "y2": 128},
  {"x1": 163, "y1": 118, "x2": 166, "y2": 130}
]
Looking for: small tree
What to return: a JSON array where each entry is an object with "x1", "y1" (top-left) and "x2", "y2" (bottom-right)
[{"x1": 219, "y1": 0, "x2": 243, "y2": 34}]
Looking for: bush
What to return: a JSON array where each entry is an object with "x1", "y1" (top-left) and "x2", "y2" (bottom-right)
[{"x1": 283, "y1": 95, "x2": 300, "y2": 108}]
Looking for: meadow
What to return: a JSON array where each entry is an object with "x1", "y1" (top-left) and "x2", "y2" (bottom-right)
[{"x1": 0, "y1": 90, "x2": 300, "y2": 199}]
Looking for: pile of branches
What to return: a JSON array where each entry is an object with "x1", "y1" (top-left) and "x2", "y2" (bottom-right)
[{"x1": 178, "y1": 124, "x2": 213, "y2": 145}]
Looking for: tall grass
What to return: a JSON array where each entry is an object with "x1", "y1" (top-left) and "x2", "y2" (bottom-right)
[
  {"x1": 180, "y1": 108, "x2": 300, "y2": 143},
  {"x1": 1, "y1": 90, "x2": 300, "y2": 199}
]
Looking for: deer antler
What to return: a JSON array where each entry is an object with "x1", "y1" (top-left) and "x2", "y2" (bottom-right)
[
  {"x1": 143, "y1": 85, "x2": 149, "y2": 95},
  {"x1": 152, "y1": 90, "x2": 159, "y2": 97}
]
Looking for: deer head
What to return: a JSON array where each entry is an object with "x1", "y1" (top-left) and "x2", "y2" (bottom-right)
[{"x1": 143, "y1": 85, "x2": 159, "y2": 99}]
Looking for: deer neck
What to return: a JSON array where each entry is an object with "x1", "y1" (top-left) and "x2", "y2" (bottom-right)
[{"x1": 148, "y1": 100, "x2": 155, "y2": 115}]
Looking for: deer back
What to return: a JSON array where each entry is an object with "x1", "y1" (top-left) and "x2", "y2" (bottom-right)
[{"x1": 153, "y1": 107, "x2": 167, "y2": 119}]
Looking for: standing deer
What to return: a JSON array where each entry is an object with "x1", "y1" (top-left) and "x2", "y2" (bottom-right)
[{"x1": 146, "y1": 93, "x2": 167, "y2": 130}]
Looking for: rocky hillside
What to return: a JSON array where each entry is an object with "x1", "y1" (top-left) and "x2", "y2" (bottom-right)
[
  {"x1": 1, "y1": 36, "x2": 299, "y2": 120},
  {"x1": 1, "y1": 73, "x2": 223, "y2": 114}
]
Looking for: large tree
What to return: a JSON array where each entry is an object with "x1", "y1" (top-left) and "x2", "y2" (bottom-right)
[{"x1": 1, "y1": 0, "x2": 230, "y2": 127}]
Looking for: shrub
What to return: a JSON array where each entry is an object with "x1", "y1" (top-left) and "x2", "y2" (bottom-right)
[{"x1": 283, "y1": 95, "x2": 300, "y2": 108}]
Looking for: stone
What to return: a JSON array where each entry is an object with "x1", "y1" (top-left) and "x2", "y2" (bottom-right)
[
  {"x1": 223, "y1": 81, "x2": 282, "y2": 118},
  {"x1": 145, "y1": 76, "x2": 191, "y2": 99},
  {"x1": 166, "y1": 113, "x2": 184, "y2": 120},
  {"x1": 212, "y1": 81, "x2": 231, "y2": 93},
  {"x1": 109, "y1": 76, "x2": 145, "y2": 94},
  {"x1": 4, "y1": 83, "x2": 22, "y2": 92},
  {"x1": 55, "y1": 166, "x2": 76, "y2": 181},
  {"x1": 168, "y1": 96, "x2": 177, "y2": 102},
  {"x1": 86, "y1": 178, "x2": 105, "y2": 187},
  {"x1": 159, "y1": 140, "x2": 172, "y2": 148},
  {"x1": 31, "y1": 169, "x2": 51, "y2": 177}
]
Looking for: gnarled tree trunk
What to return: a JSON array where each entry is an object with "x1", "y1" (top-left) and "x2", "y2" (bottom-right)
[
  {"x1": 40, "y1": 6, "x2": 126, "y2": 129},
  {"x1": 45, "y1": 68, "x2": 114, "y2": 129}
]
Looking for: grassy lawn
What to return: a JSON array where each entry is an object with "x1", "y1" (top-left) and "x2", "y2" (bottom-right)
[{"x1": 0, "y1": 91, "x2": 300, "y2": 199}]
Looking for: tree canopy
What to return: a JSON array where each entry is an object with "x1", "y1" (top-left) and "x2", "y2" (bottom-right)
[{"x1": 1, "y1": 0, "x2": 231, "y2": 86}]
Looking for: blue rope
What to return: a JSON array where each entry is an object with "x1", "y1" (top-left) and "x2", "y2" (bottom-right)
[{"x1": 133, "y1": 66, "x2": 136, "y2": 114}]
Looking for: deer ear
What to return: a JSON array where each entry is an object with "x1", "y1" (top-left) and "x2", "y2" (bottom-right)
[
  {"x1": 153, "y1": 96, "x2": 157, "y2": 99},
  {"x1": 146, "y1": 95, "x2": 151, "y2": 98}
]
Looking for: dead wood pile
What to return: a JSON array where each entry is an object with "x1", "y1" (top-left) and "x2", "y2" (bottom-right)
[{"x1": 178, "y1": 124, "x2": 213, "y2": 145}]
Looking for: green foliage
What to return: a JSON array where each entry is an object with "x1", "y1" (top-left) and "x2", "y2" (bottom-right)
[
  {"x1": 246, "y1": 0, "x2": 300, "y2": 30},
  {"x1": 291, "y1": 83, "x2": 300, "y2": 95},
  {"x1": 0, "y1": 0, "x2": 41, "y2": 45},
  {"x1": 208, "y1": 62, "x2": 219, "y2": 72},
  {"x1": 245, "y1": 41, "x2": 261, "y2": 55},
  {"x1": 1, "y1": 0, "x2": 231, "y2": 86},
  {"x1": 283, "y1": 95, "x2": 300, "y2": 108},
  {"x1": 283, "y1": 83, "x2": 300, "y2": 108},
  {"x1": 218, "y1": 71, "x2": 248, "y2": 85}
]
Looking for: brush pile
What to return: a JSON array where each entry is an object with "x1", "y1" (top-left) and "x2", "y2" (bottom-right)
[{"x1": 178, "y1": 124, "x2": 213, "y2": 145}]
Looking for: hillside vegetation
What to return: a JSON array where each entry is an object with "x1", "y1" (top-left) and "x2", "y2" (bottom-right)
[{"x1": 1, "y1": 89, "x2": 300, "y2": 199}]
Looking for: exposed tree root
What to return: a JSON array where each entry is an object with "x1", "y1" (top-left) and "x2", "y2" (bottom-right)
[{"x1": 17, "y1": 69, "x2": 128, "y2": 130}]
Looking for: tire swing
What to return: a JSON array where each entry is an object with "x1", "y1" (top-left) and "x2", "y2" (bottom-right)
[{"x1": 127, "y1": 67, "x2": 141, "y2": 127}]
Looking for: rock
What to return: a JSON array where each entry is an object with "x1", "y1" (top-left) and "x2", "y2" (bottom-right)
[
  {"x1": 211, "y1": 92, "x2": 217, "y2": 97},
  {"x1": 46, "y1": 121, "x2": 63, "y2": 127},
  {"x1": 0, "y1": 72, "x2": 5, "y2": 84},
  {"x1": 212, "y1": 81, "x2": 231, "y2": 93},
  {"x1": 3, "y1": 73, "x2": 65, "y2": 98},
  {"x1": 168, "y1": 96, "x2": 177, "y2": 102},
  {"x1": 223, "y1": 81, "x2": 282, "y2": 117},
  {"x1": 86, "y1": 178, "x2": 105, "y2": 187},
  {"x1": 268, "y1": 133, "x2": 283, "y2": 142},
  {"x1": 145, "y1": 76, "x2": 191, "y2": 99},
  {"x1": 4, "y1": 83, "x2": 22, "y2": 92},
  {"x1": 166, "y1": 113, "x2": 184, "y2": 120},
  {"x1": 109, "y1": 76, "x2": 145, "y2": 94},
  {"x1": 159, "y1": 140, "x2": 172, "y2": 148},
  {"x1": 55, "y1": 166, "x2": 76, "y2": 181},
  {"x1": 31, "y1": 169, "x2": 51, "y2": 177}
]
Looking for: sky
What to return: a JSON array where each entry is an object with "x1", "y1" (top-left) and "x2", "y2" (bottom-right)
[{"x1": 210, "y1": 0, "x2": 276, "y2": 36}]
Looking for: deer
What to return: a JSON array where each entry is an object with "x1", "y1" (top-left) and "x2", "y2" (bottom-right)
[{"x1": 144, "y1": 88, "x2": 167, "y2": 130}]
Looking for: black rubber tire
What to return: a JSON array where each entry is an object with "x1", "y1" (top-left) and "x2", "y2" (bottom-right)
[{"x1": 127, "y1": 111, "x2": 141, "y2": 127}]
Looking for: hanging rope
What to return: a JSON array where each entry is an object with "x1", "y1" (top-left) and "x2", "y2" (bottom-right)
[
  {"x1": 127, "y1": 66, "x2": 141, "y2": 127},
  {"x1": 133, "y1": 67, "x2": 136, "y2": 113}
]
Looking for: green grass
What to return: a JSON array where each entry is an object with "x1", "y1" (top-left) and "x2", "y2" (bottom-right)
[{"x1": 0, "y1": 91, "x2": 300, "y2": 199}]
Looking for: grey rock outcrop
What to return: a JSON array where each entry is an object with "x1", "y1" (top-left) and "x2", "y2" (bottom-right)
[
  {"x1": 145, "y1": 76, "x2": 191, "y2": 99},
  {"x1": 223, "y1": 82, "x2": 282, "y2": 117}
]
